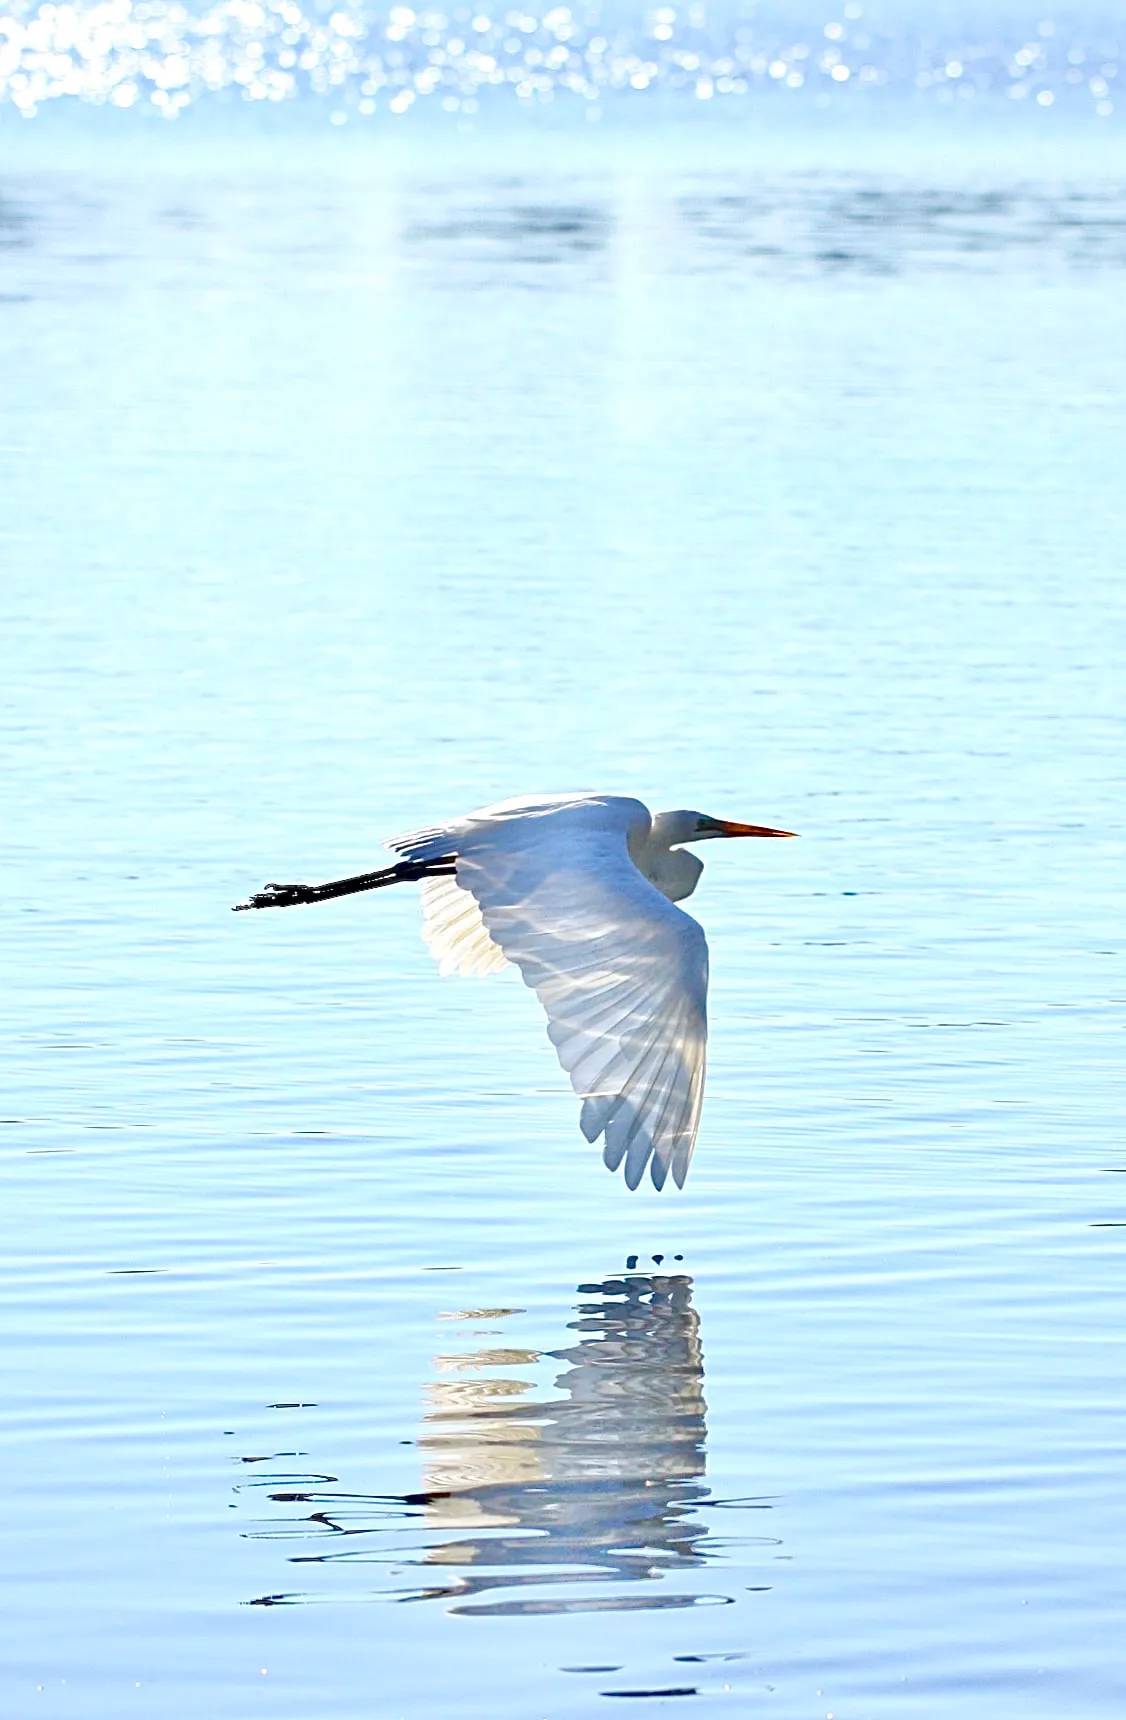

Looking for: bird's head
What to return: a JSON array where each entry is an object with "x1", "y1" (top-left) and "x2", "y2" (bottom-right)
[{"x1": 653, "y1": 810, "x2": 799, "y2": 849}]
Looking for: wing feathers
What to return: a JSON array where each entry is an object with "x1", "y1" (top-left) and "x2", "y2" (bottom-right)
[
  {"x1": 392, "y1": 796, "x2": 710, "y2": 1189},
  {"x1": 610, "y1": 1014, "x2": 688, "y2": 1189},
  {"x1": 450, "y1": 820, "x2": 708, "y2": 1190},
  {"x1": 417, "y1": 877, "x2": 510, "y2": 979}
]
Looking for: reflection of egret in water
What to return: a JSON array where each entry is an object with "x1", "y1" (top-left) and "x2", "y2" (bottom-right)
[
  {"x1": 416, "y1": 1273, "x2": 711, "y2": 1614},
  {"x1": 243, "y1": 1274, "x2": 775, "y2": 1614}
]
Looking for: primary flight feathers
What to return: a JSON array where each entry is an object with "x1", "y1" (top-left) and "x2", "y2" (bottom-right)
[{"x1": 236, "y1": 792, "x2": 796, "y2": 1190}]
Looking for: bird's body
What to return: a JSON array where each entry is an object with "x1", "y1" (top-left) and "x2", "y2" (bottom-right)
[{"x1": 236, "y1": 793, "x2": 795, "y2": 1190}]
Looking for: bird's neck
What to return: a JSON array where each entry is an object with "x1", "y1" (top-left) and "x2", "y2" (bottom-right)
[{"x1": 634, "y1": 828, "x2": 704, "y2": 904}]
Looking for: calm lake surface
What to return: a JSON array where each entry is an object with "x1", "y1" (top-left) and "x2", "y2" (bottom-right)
[{"x1": 2, "y1": 106, "x2": 1125, "y2": 1719}]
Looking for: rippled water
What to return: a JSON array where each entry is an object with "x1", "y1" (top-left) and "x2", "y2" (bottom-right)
[{"x1": 3, "y1": 117, "x2": 1125, "y2": 1718}]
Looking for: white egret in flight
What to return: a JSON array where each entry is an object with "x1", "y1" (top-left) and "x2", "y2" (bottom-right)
[{"x1": 235, "y1": 793, "x2": 796, "y2": 1190}]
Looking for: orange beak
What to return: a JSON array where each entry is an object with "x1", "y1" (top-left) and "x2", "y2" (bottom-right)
[{"x1": 713, "y1": 819, "x2": 799, "y2": 839}]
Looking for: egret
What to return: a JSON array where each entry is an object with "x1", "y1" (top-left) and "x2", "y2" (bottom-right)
[{"x1": 235, "y1": 793, "x2": 796, "y2": 1190}]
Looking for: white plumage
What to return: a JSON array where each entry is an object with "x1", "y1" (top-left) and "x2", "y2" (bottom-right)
[
  {"x1": 237, "y1": 791, "x2": 795, "y2": 1191},
  {"x1": 387, "y1": 793, "x2": 781, "y2": 1190},
  {"x1": 418, "y1": 875, "x2": 510, "y2": 978}
]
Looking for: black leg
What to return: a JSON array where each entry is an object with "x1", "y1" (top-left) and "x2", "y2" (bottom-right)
[{"x1": 233, "y1": 857, "x2": 457, "y2": 912}]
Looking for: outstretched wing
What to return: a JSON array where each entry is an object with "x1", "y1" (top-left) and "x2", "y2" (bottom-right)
[
  {"x1": 417, "y1": 876, "x2": 510, "y2": 978},
  {"x1": 453, "y1": 815, "x2": 709, "y2": 1191}
]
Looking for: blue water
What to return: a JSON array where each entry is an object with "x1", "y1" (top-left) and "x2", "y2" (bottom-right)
[{"x1": 2, "y1": 104, "x2": 1125, "y2": 1719}]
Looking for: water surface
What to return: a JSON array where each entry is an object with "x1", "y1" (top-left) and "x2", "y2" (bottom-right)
[{"x1": 2, "y1": 133, "x2": 1125, "y2": 1718}]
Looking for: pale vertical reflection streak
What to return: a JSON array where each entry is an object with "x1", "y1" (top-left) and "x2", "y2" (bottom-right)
[{"x1": 610, "y1": 174, "x2": 663, "y2": 452}]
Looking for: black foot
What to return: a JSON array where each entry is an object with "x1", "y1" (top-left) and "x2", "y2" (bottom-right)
[{"x1": 233, "y1": 882, "x2": 319, "y2": 911}]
